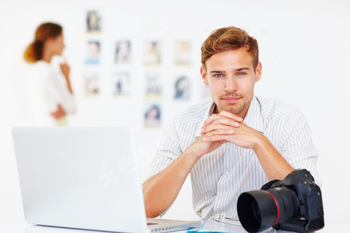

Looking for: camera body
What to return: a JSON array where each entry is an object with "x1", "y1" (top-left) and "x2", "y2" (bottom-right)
[
  {"x1": 237, "y1": 169, "x2": 324, "y2": 233},
  {"x1": 268, "y1": 169, "x2": 324, "y2": 232}
]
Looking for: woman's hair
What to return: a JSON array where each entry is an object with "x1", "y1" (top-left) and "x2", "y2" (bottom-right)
[
  {"x1": 23, "y1": 22, "x2": 62, "y2": 63},
  {"x1": 201, "y1": 26, "x2": 259, "y2": 69}
]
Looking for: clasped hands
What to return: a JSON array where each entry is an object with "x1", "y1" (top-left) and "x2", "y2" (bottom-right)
[{"x1": 189, "y1": 111, "x2": 263, "y2": 158}]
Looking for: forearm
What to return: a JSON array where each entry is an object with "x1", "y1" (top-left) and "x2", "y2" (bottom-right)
[
  {"x1": 142, "y1": 149, "x2": 200, "y2": 218},
  {"x1": 64, "y1": 74, "x2": 73, "y2": 94},
  {"x1": 253, "y1": 133, "x2": 294, "y2": 181},
  {"x1": 60, "y1": 63, "x2": 73, "y2": 94},
  {"x1": 199, "y1": 112, "x2": 294, "y2": 181}
]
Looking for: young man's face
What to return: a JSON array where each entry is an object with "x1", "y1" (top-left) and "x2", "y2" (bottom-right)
[{"x1": 201, "y1": 47, "x2": 262, "y2": 119}]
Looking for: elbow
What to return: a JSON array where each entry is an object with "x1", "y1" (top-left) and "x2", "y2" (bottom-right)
[
  {"x1": 143, "y1": 193, "x2": 160, "y2": 218},
  {"x1": 143, "y1": 184, "x2": 162, "y2": 218},
  {"x1": 144, "y1": 203, "x2": 160, "y2": 218}
]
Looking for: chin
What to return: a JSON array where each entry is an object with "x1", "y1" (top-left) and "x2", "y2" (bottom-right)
[
  {"x1": 217, "y1": 106, "x2": 236, "y2": 114},
  {"x1": 221, "y1": 104, "x2": 244, "y2": 115}
]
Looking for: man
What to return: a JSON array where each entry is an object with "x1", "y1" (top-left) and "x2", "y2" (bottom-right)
[{"x1": 142, "y1": 26, "x2": 320, "y2": 221}]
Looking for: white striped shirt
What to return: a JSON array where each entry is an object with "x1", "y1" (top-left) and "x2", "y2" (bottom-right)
[{"x1": 149, "y1": 96, "x2": 320, "y2": 221}]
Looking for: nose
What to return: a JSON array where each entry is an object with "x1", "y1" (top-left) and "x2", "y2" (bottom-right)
[{"x1": 224, "y1": 77, "x2": 238, "y2": 92}]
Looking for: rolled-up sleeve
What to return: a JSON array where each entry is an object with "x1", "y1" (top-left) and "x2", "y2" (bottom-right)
[
  {"x1": 147, "y1": 121, "x2": 182, "y2": 179},
  {"x1": 279, "y1": 108, "x2": 321, "y2": 186}
]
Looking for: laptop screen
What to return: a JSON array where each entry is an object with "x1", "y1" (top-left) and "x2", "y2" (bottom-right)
[{"x1": 13, "y1": 127, "x2": 148, "y2": 233}]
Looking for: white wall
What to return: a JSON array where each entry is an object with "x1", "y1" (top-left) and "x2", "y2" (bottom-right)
[{"x1": 1, "y1": 0, "x2": 350, "y2": 227}]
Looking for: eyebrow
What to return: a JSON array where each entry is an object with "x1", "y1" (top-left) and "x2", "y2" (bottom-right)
[
  {"x1": 209, "y1": 67, "x2": 251, "y2": 74},
  {"x1": 235, "y1": 67, "x2": 250, "y2": 71}
]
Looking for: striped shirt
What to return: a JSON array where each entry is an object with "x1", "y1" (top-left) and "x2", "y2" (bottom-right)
[{"x1": 149, "y1": 96, "x2": 320, "y2": 221}]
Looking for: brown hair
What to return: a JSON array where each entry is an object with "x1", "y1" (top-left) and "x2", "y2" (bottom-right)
[
  {"x1": 23, "y1": 22, "x2": 62, "y2": 63},
  {"x1": 201, "y1": 26, "x2": 259, "y2": 69}
]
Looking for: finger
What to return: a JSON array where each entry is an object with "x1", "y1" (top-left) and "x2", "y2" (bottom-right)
[
  {"x1": 201, "y1": 124, "x2": 235, "y2": 135},
  {"x1": 201, "y1": 114, "x2": 221, "y2": 128},
  {"x1": 201, "y1": 119, "x2": 239, "y2": 134},
  {"x1": 215, "y1": 117, "x2": 240, "y2": 127},
  {"x1": 203, "y1": 128, "x2": 235, "y2": 137},
  {"x1": 203, "y1": 134, "x2": 233, "y2": 142},
  {"x1": 202, "y1": 111, "x2": 243, "y2": 129},
  {"x1": 202, "y1": 114, "x2": 238, "y2": 129}
]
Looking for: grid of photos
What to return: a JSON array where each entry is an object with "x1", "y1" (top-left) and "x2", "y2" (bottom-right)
[{"x1": 81, "y1": 11, "x2": 205, "y2": 128}]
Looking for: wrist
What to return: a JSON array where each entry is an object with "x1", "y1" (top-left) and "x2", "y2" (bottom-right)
[
  {"x1": 183, "y1": 146, "x2": 202, "y2": 163},
  {"x1": 252, "y1": 131, "x2": 269, "y2": 152}
]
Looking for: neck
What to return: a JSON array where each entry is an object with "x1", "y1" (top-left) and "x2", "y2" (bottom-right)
[{"x1": 41, "y1": 44, "x2": 53, "y2": 63}]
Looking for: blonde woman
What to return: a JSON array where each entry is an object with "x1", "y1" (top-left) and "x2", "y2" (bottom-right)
[{"x1": 24, "y1": 22, "x2": 75, "y2": 126}]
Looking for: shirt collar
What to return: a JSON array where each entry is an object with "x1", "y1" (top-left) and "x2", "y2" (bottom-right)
[
  {"x1": 194, "y1": 96, "x2": 264, "y2": 138},
  {"x1": 243, "y1": 96, "x2": 264, "y2": 133}
]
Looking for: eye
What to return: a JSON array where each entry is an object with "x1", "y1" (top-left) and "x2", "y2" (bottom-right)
[
  {"x1": 237, "y1": 72, "x2": 246, "y2": 76},
  {"x1": 214, "y1": 74, "x2": 224, "y2": 78}
]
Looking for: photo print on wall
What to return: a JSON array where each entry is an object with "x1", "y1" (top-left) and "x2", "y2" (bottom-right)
[
  {"x1": 82, "y1": 72, "x2": 100, "y2": 96},
  {"x1": 111, "y1": 72, "x2": 130, "y2": 96},
  {"x1": 115, "y1": 40, "x2": 131, "y2": 64},
  {"x1": 145, "y1": 73, "x2": 162, "y2": 98},
  {"x1": 174, "y1": 41, "x2": 192, "y2": 66},
  {"x1": 85, "y1": 40, "x2": 101, "y2": 65},
  {"x1": 86, "y1": 10, "x2": 102, "y2": 33},
  {"x1": 144, "y1": 41, "x2": 161, "y2": 66},
  {"x1": 144, "y1": 103, "x2": 161, "y2": 128},
  {"x1": 173, "y1": 75, "x2": 190, "y2": 100}
]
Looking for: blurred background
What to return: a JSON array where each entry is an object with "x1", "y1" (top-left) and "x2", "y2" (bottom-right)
[{"x1": 1, "y1": 0, "x2": 349, "y2": 228}]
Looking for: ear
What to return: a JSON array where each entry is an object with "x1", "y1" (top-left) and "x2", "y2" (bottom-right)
[
  {"x1": 200, "y1": 66, "x2": 209, "y2": 86},
  {"x1": 255, "y1": 62, "x2": 262, "y2": 83},
  {"x1": 45, "y1": 37, "x2": 55, "y2": 47}
]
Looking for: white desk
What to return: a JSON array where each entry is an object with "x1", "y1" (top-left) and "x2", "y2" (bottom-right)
[{"x1": 1, "y1": 220, "x2": 339, "y2": 233}]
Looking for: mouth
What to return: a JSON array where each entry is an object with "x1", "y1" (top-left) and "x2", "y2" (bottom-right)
[{"x1": 221, "y1": 96, "x2": 241, "y2": 103}]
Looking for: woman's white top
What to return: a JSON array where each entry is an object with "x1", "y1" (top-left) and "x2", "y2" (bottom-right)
[{"x1": 29, "y1": 60, "x2": 76, "y2": 126}]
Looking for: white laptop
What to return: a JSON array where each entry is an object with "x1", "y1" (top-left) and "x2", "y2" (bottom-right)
[{"x1": 12, "y1": 127, "x2": 201, "y2": 233}]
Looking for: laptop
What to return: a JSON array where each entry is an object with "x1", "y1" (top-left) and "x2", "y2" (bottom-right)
[{"x1": 12, "y1": 127, "x2": 201, "y2": 233}]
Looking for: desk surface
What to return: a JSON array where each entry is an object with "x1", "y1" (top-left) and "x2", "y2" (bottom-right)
[{"x1": 0, "y1": 220, "x2": 339, "y2": 233}]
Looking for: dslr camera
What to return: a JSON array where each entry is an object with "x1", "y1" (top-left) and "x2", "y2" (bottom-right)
[{"x1": 237, "y1": 169, "x2": 324, "y2": 233}]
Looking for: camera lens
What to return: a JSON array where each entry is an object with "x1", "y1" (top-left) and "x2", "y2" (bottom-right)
[
  {"x1": 237, "y1": 190, "x2": 278, "y2": 232},
  {"x1": 237, "y1": 188, "x2": 299, "y2": 232}
]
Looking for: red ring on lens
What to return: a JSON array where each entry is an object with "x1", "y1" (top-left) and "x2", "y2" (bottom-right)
[{"x1": 267, "y1": 191, "x2": 280, "y2": 226}]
